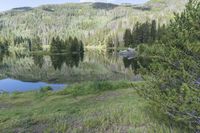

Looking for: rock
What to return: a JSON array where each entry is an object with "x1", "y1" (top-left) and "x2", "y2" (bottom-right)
[{"x1": 119, "y1": 48, "x2": 137, "y2": 59}]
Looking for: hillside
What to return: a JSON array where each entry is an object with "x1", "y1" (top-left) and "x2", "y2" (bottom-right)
[
  {"x1": 0, "y1": 0, "x2": 188, "y2": 46},
  {"x1": 146, "y1": 0, "x2": 188, "y2": 11}
]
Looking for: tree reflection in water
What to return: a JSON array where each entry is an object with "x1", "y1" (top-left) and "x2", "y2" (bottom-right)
[
  {"x1": 32, "y1": 54, "x2": 44, "y2": 68},
  {"x1": 50, "y1": 52, "x2": 84, "y2": 70},
  {"x1": 123, "y1": 56, "x2": 152, "y2": 74}
]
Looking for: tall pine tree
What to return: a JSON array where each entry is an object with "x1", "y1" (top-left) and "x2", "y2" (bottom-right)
[
  {"x1": 123, "y1": 29, "x2": 132, "y2": 47},
  {"x1": 150, "y1": 20, "x2": 157, "y2": 42}
]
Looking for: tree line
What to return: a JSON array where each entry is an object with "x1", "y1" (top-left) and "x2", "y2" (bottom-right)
[
  {"x1": 0, "y1": 35, "x2": 85, "y2": 54},
  {"x1": 0, "y1": 36, "x2": 43, "y2": 52},
  {"x1": 50, "y1": 36, "x2": 84, "y2": 54},
  {"x1": 123, "y1": 20, "x2": 166, "y2": 47}
]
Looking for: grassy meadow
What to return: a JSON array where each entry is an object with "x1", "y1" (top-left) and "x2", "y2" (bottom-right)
[{"x1": 0, "y1": 81, "x2": 190, "y2": 133}]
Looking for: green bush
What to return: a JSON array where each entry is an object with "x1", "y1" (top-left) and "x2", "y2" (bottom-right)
[
  {"x1": 57, "y1": 81, "x2": 132, "y2": 96},
  {"x1": 40, "y1": 86, "x2": 53, "y2": 93}
]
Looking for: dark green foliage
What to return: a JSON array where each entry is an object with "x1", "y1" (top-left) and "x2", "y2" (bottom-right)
[
  {"x1": 70, "y1": 37, "x2": 79, "y2": 53},
  {"x1": 50, "y1": 36, "x2": 84, "y2": 54},
  {"x1": 150, "y1": 20, "x2": 157, "y2": 42},
  {"x1": 12, "y1": 36, "x2": 43, "y2": 52},
  {"x1": 142, "y1": 22, "x2": 151, "y2": 43},
  {"x1": 40, "y1": 86, "x2": 53, "y2": 93},
  {"x1": 31, "y1": 36, "x2": 43, "y2": 51},
  {"x1": 124, "y1": 20, "x2": 160, "y2": 48},
  {"x1": 79, "y1": 40, "x2": 84, "y2": 53},
  {"x1": 32, "y1": 54, "x2": 44, "y2": 68},
  {"x1": 138, "y1": 0, "x2": 200, "y2": 131},
  {"x1": 157, "y1": 24, "x2": 166, "y2": 41},
  {"x1": 50, "y1": 52, "x2": 84, "y2": 70},
  {"x1": 0, "y1": 37, "x2": 9, "y2": 53},
  {"x1": 123, "y1": 55, "x2": 152, "y2": 74},
  {"x1": 132, "y1": 22, "x2": 140, "y2": 47},
  {"x1": 0, "y1": 37, "x2": 9, "y2": 63},
  {"x1": 58, "y1": 80, "x2": 132, "y2": 96},
  {"x1": 123, "y1": 29, "x2": 132, "y2": 47}
]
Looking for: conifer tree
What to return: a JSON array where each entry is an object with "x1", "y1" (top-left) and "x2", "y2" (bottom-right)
[
  {"x1": 143, "y1": 21, "x2": 150, "y2": 43},
  {"x1": 138, "y1": 0, "x2": 200, "y2": 130},
  {"x1": 123, "y1": 29, "x2": 132, "y2": 47},
  {"x1": 150, "y1": 20, "x2": 157, "y2": 42},
  {"x1": 50, "y1": 37, "x2": 57, "y2": 53},
  {"x1": 32, "y1": 36, "x2": 43, "y2": 51}
]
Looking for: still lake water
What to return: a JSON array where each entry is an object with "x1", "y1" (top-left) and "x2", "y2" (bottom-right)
[
  {"x1": 0, "y1": 78, "x2": 65, "y2": 93},
  {"x1": 0, "y1": 50, "x2": 141, "y2": 92}
]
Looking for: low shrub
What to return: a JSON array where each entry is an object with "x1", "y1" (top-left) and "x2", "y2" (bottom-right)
[
  {"x1": 40, "y1": 86, "x2": 53, "y2": 93},
  {"x1": 57, "y1": 80, "x2": 134, "y2": 96}
]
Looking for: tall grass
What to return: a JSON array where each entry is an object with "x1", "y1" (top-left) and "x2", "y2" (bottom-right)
[{"x1": 0, "y1": 81, "x2": 190, "y2": 132}]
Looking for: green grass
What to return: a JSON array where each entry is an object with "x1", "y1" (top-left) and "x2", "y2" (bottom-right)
[{"x1": 0, "y1": 81, "x2": 189, "y2": 133}]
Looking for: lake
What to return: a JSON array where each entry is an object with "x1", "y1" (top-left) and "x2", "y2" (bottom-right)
[
  {"x1": 0, "y1": 50, "x2": 141, "y2": 92},
  {"x1": 0, "y1": 78, "x2": 66, "y2": 93}
]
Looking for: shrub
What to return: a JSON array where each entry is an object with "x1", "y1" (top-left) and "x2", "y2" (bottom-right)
[
  {"x1": 57, "y1": 81, "x2": 132, "y2": 96},
  {"x1": 40, "y1": 86, "x2": 53, "y2": 93}
]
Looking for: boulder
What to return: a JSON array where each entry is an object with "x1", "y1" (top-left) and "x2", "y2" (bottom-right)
[{"x1": 119, "y1": 48, "x2": 137, "y2": 59}]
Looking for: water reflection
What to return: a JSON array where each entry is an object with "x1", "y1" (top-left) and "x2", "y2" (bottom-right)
[
  {"x1": 50, "y1": 52, "x2": 84, "y2": 70},
  {"x1": 32, "y1": 54, "x2": 44, "y2": 68},
  {"x1": 0, "y1": 50, "x2": 145, "y2": 84},
  {"x1": 0, "y1": 78, "x2": 65, "y2": 93},
  {"x1": 123, "y1": 56, "x2": 152, "y2": 74},
  {"x1": 107, "y1": 49, "x2": 145, "y2": 74}
]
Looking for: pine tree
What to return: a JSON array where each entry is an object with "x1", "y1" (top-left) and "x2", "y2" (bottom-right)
[
  {"x1": 28, "y1": 39, "x2": 32, "y2": 51},
  {"x1": 143, "y1": 21, "x2": 150, "y2": 43},
  {"x1": 50, "y1": 37, "x2": 57, "y2": 53},
  {"x1": 32, "y1": 36, "x2": 42, "y2": 51},
  {"x1": 135, "y1": 22, "x2": 141, "y2": 45},
  {"x1": 123, "y1": 29, "x2": 132, "y2": 47},
  {"x1": 150, "y1": 20, "x2": 157, "y2": 42},
  {"x1": 138, "y1": 0, "x2": 200, "y2": 130},
  {"x1": 70, "y1": 37, "x2": 79, "y2": 53}
]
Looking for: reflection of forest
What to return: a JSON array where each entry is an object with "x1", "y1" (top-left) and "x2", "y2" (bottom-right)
[
  {"x1": 32, "y1": 54, "x2": 44, "y2": 68},
  {"x1": 50, "y1": 53, "x2": 84, "y2": 70},
  {"x1": 0, "y1": 51, "x2": 139, "y2": 83},
  {"x1": 123, "y1": 57, "x2": 152, "y2": 74},
  {"x1": 32, "y1": 53, "x2": 84, "y2": 70}
]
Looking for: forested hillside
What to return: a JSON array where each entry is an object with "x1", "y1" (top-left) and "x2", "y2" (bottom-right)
[{"x1": 0, "y1": 0, "x2": 188, "y2": 47}]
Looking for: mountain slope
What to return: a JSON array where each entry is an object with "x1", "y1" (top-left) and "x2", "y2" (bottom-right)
[
  {"x1": 0, "y1": 0, "x2": 188, "y2": 46},
  {"x1": 146, "y1": 0, "x2": 188, "y2": 11}
]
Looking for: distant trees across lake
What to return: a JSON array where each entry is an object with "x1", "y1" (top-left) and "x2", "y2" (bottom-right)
[
  {"x1": 123, "y1": 20, "x2": 166, "y2": 48},
  {"x1": 0, "y1": 35, "x2": 85, "y2": 55},
  {"x1": 50, "y1": 36, "x2": 84, "y2": 54}
]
